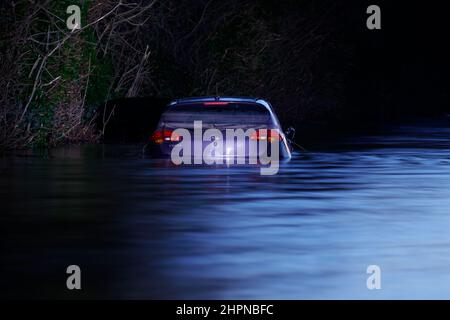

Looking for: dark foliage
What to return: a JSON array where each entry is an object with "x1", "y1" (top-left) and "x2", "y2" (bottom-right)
[{"x1": 1, "y1": 0, "x2": 448, "y2": 148}]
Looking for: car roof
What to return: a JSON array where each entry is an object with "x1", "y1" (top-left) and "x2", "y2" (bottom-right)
[
  {"x1": 169, "y1": 96, "x2": 273, "y2": 111},
  {"x1": 169, "y1": 96, "x2": 260, "y2": 105}
]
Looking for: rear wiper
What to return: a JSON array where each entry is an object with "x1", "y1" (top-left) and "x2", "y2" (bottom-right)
[{"x1": 212, "y1": 124, "x2": 268, "y2": 129}]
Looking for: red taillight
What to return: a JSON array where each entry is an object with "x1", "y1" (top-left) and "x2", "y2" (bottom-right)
[
  {"x1": 203, "y1": 102, "x2": 229, "y2": 106},
  {"x1": 250, "y1": 129, "x2": 282, "y2": 142},
  {"x1": 150, "y1": 129, "x2": 181, "y2": 144}
]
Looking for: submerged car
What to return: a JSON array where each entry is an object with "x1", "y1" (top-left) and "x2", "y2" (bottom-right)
[{"x1": 148, "y1": 96, "x2": 293, "y2": 162}]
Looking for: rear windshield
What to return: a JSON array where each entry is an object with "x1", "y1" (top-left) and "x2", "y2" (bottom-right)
[{"x1": 161, "y1": 102, "x2": 273, "y2": 127}]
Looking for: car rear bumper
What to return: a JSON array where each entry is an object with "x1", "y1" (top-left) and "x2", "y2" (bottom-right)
[{"x1": 146, "y1": 140, "x2": 292, "y2": 160}]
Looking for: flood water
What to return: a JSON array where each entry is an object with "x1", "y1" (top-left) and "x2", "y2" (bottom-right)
[{"x1": 2, "y1": 118, "x2": 450, "y2": 299}]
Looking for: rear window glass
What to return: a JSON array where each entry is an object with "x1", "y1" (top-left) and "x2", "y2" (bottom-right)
[{"x1": 160, "y1": 102, "x2": 273, "y2": 127}]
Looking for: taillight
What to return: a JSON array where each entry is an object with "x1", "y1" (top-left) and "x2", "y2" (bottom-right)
[
  {"x1": 250, "y1": 129, "x2": 282, "y2": 142},
  {"x1": 203, "y1": 102, "x2": 229, "y2": 106},
  {"x1": 150, "y1": 129, "x2": 181, "y2": 144}
]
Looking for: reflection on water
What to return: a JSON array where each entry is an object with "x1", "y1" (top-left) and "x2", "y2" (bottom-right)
[{"x1": 2, "y1": 118, "x2": 450, "y2": 299}]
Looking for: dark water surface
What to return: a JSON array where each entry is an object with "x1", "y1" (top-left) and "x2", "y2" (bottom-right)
[{"x1": 2, "y1": 118, "x2": 450, "y2": 299}]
